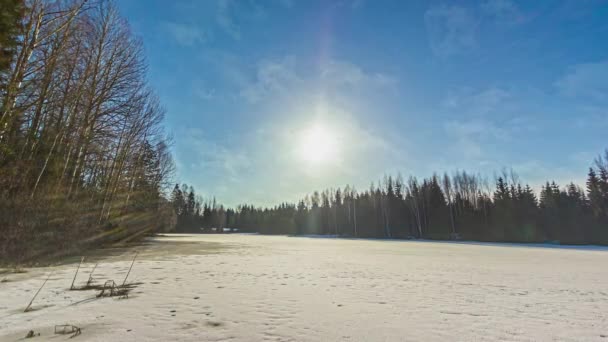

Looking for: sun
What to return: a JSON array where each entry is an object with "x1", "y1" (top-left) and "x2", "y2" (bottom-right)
[{"x1": 297, "y1": 124, "x2": 338, "y2": 164}]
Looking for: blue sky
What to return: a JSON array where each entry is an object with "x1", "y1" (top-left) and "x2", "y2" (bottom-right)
[{"x1": 118, "y1": 0, "x2": 608, "y2": 207}]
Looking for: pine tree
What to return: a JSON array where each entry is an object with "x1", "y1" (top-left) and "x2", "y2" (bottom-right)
[
  {"x1": 494, "y1": 177, "x2": 509, "y2": 201},
  {"x1": 492, "y1": 177, "x2": 511, "y2": 241},
  {"x1": 171, "y1": 184, "x2": 184, "y2": 216},
  {"x1": 587, "y1": 168, "x2": 602, "y2": 217}
]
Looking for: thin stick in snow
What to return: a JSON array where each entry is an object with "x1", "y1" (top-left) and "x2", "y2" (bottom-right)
[
  {"x1": 121, "y1": 252, "x2": 138, "y2": 286},
  {"x1": 70, "y1": 256, "x2": 85, "y2": 290},
  {"x1": 86, "y1": 263, "x2": 98, "y2": 286},
  {"x1": 25, "y1": 271, "x2": 53, "y2": 312}
]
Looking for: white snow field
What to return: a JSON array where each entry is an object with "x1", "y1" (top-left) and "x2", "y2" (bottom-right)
[{"x1": 1, "y1": 234, "x2": 608, "y2": 341}]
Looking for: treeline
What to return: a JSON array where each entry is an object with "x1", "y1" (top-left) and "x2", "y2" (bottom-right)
[
  {"x1": 0, "y1": 0, "x2": 175, "y2": 262},
  {"x1": 170, "y1": 184, "x2": 234, "y2": 232},
  {"x1": 176, "y1": 151, "x2": 608, "y2": 245}
]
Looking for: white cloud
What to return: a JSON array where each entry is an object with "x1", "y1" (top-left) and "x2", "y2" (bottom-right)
[
  {"x1": 217, "y1": 0, "x2": 241, "y2": 40},
  {"x1": 239, "y1": 57, "x2": 396, "y2": 104},
  {"x1": 440, "y1": 85, "x2": 536, "y2": 162},
  {"x1": 194, "y1": 87, "x2": 216, "y2": 101},
  {"x1": 444, "y1": 87, "x2": 511, "y2": 116},
  {"x1": 480, "y1": 0, "x2": 524, "y2": 25},
  {"x1": 240, "y1": 56, "x2": 301, "y2": 103},
  {"x1": 164, "y1": 22, "x2": 209, "y2": 46},
  {"x1": 555, "y1": 60, "x2": 608, "y2": 102},
  {"x1": 321, "y1": 60, "x2": 397, "y2": 89},
  {"x1": 182, "y1": 128, "x2": 251, "y2": 178},
  {"x1": 444, "y1": 119, "x2": 510, "y2": 158},
  {"x1": 424, "y1": 4, "x2": 478, "y2": 57},
  {"x1": 425, "y1": 1, "x2": 525, "y2": 57}
]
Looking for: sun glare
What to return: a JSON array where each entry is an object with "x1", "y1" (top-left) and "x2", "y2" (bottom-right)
[{"x1": 298, "y1": 124, "x2": 338, "y2": 164}]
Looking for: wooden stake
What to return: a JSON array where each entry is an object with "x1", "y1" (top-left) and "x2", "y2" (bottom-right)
[
  {"x1": 121, "y1": 252, "x2": 138, "y2": 286},
  {"x1": 87, "y1": 263, "x2": 98, "y2": 286},
  {"x1": 25, "y1": 271, "x2": 53, "y2": 312},
  {"x1": 70, "y1": 256, "x2": 85, "y2": 290}
]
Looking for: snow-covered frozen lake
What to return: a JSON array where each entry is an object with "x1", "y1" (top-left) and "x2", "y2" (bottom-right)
[{"x1": 1, "y1": 234, "x2": 607, "y2": 341}]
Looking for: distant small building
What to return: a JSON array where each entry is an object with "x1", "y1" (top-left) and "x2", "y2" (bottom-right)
[{"x1": 205, "y1": 227, "x2": 239, "y2": 233}]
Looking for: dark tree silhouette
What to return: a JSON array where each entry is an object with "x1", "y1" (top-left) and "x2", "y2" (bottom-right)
[{"x1": 173, "y1": 150, "x2": 608, "y2": 246}]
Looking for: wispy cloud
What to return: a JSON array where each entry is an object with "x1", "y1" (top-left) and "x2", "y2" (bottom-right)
[
  {"x1": 192, "y1": 80, "x2": 217, "y2": 101},
  {"x1": 444, "y1": 119, "x2": 509, "y2": 158},
  {"x1": 239, "y1": 56, "x2": 396, "y2": 104},
  {"x1": 444, "y1": 87, "x2": 511, "y2": 116},
  {"x1": 240, "y1": 56, "x2": 301, "y2": 103},
  {"x1": 425, "y1": 1, "x2": 526, "y2": 57},
  {"x1": 441, "y1": 86, "x2": 530, "y2": 161},
  {"x1": 480, "y1": 0, "x2": 525, "y2": 25},
  {"x1": 424, "y1": 4, "x2": 478, "y2": 57},
  {"x1": 182, "y1": 128, "x2": 251, "y2": 178},
  {"x1": 555, "y1": 60, "x2": 608, "y2": 102},
  {"x1": 163, "y1": 22, "x2": 209, "y2": 46},
  {"x1": 217, "y1": 0, "x2": 241, "y2": 40},
  {"x1": 171, "y1": 128, "x2": 246, "y2": 203},
  {"x1": 320, "y1": 60, "x2": 397, "y2": 89},
  {"x1": 196, "y1": 88, "x2": 216, "y2": 100}
]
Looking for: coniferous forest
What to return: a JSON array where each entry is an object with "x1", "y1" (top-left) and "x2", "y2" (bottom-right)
[{"x1": 171, "y1": 152, "x2": 608, "y2": 246}]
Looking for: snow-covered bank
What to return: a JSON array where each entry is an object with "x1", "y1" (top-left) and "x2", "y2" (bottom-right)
[
  {"x1": 293, "y1": 234, "x2": 608, "y2": 250},
  {"x1": 1, "y1": 234, "x2": 607, "y2": 341}
]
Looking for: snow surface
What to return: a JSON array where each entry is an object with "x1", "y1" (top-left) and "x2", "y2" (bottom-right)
[{"x1": 1, "y1": 234, "x2": 608, "y2": 341}]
